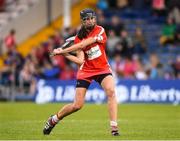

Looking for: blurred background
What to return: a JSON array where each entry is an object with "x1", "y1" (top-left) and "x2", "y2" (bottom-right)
[{"x1": 0, "y1": 0, "x2": 179, "y2": 104}]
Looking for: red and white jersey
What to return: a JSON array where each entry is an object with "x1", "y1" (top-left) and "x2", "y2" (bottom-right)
[{"x1": 74, "y1": 25, "x2": 112, "y2": 79}]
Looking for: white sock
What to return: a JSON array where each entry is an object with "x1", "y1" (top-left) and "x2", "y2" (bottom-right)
[
  {"x1": 52, "y1": 115, "x2": 59, "y2": 124},
  {"x1": 110, "y1": 121, "x2": 118, "y2": 127}
]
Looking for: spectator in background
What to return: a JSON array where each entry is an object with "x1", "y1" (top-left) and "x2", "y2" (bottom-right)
[
  {"x1": 168, "y1": 7, "x2": 180, "y2": 24},
  {"x1": 163, "y1": 63, "x2": 175, "y2": 79},
  {"x1": 19, "y1": 58, "x2": 36, "y2": 95},
  {"x1": 49, "y1": 34, "x2": 64, "y2": 49},
  {"x1": 133, "y1": 55, "x2": 147, "y2": 80},
  {"x1": 96, "y1": 8, "x2": 104, "y2": 17},
  {"x1": 62, "y1": 27, "x2": 76, "y2": 39},
  {"x1": 129, "y1": 0, "x2": 146, "y2": 10},
  {"x1": 174, "y1": 25, "x2": 180, "y2": 45},
  {"x1": 172, "y1": 55, "x2": 180, "y2": 78},
  {"x1": 166, "y1": 0, "x2": 180, "y2": 13},
  {"x1": 114, "y1": 30, "x2": 133, "y2": 57},
  {"x1": 59, "y1": 65, "x2": 76, "y2": 80},
  {"x1": 160, "y1": 17, "x2": 176, "y2": 45},
  {"x1": 107, "y1": 15, "x2": 124, "y2": 36},
  {"x1": 107, "y1": 0, "x2": 117, "y2": 8},
  {"x1": 96, "y1": 0, "x2": 108, "y2": 11},
  {"x1": 40, "y1": 59, "x2": 60, "y2": 80},
  {"x1": 122, "y1": 56, "x2": 135, "y2": 79},
  {"x1": 10, "y1": 47, "x2": 24, "y2": 83},
  {"x1": 35, "y1": 45, "x2": 45, "y2": 66},
  {"x1": 6, "y1": 47, "x2": 24, "y2": 85},
  {"x1": 0, "y1": 47, "x2": 24, "y2": 86},
  {"x1": 0, "y1": 55, "x2": 13, "y2": 85},
  {"x1": 26, "y1": 47, "x2": 39, "y2": 65},
  {"x1": 0, "y1": 0, "x2": 5, "y2": 11},
  {"x1": 113, "y1": 42, "x2": 123, "y2": 56},
  {"x1": 52, "y1": 55, "x2": 66, "y2": 71},
  {"x1": 116, "y1": 0, "x2": 128, "y2": 9},
  {"x1": 107, "y1": 30, "x2": 120, "y2": 57},
  {"x1": 111, "y1": 54, "x2": 124, "y2": 78},
  {"x1": 133, "y1": 27, "x2": 147, "y2": 55},
  {"x1": 40, "y1": 42, "x2": 51, "y2": 63},
  {"x1": 152, "y1": 0, "x2": 166, "y2": 17},
  {"x1": 52, "y1": 29, "x2": 64, "y2": 48},
  {"x1": 35, "y1": 42, "x2": 53, "y2": 67},
  {"x1": 113, "y1": 55, "x2": 137, "y2": 79},
  {"x1": 25, "y1": 48, "x2": 42, "y2": 79},
  {"x1": 4, "y1": 29, "x2": 17, "y2": 53},
  {"x1": 96, "y1": 8, "x2": 108, "y2": 30},
  {"x1": 0, "y1": 38, "x2": 3, "y2": 55},
  {"x1": 147, "y1": 53, "x2": 163, "y2": 79}
]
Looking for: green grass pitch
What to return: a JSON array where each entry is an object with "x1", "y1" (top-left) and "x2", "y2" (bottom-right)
[{"x1": 0, "y1": 102, "x2": 180, "y2": 140}]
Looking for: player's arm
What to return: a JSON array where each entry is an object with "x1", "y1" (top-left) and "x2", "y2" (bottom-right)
[
  {"x1": 52, "y1": 36, "x2": 101, "y2": 55},
  {"x1": 63, "y1": 50, "x2": 84, "y2": 66}
]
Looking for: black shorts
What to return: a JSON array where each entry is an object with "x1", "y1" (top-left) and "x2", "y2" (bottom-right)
[{"x1": 76, "y1": 73, "x2": 112, "y2": 89}]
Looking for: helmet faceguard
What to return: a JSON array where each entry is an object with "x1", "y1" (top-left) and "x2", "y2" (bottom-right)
[{"x1": 80, "y1": 8, "x2": 96, "y2": 31}]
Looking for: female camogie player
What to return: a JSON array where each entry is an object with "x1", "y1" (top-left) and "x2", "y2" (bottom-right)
[{"x1": 43, "y1": 8, "x2": 119, "y2": 136}]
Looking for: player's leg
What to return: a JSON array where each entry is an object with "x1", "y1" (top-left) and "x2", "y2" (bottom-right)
[
  {"x1": 100, "y1": 74, "x2": 119, "y2": 136},
  {"x1": 56, "y1": 87, "x2": 87, "y2": 120},
  {"x1": 43, "y1": 88, "x2": 87, "y2": 135},
  {"x1": 55, "y1": 79, "x2": 90, "y2": 121},
  {"x1": 43, "y1": 79, "x2": 90, "y2": 135}
]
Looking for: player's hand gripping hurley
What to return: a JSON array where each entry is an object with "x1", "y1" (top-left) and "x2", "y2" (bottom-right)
[
  {"x1": 49, "y1": 36, "x2": 75, "y2": 57},
  {"x1": 49, "y1": 35, "x2": 103, "y2": 57}
]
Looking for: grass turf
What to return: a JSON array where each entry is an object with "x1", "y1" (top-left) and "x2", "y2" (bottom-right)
[{"x1": 0, "y1": 102, "x2": 180, "y2": 140}]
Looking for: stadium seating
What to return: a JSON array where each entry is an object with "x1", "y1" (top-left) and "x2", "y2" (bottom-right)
[{"x1": 0, "y1": 0, "x2": 39, "y2": 31}]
